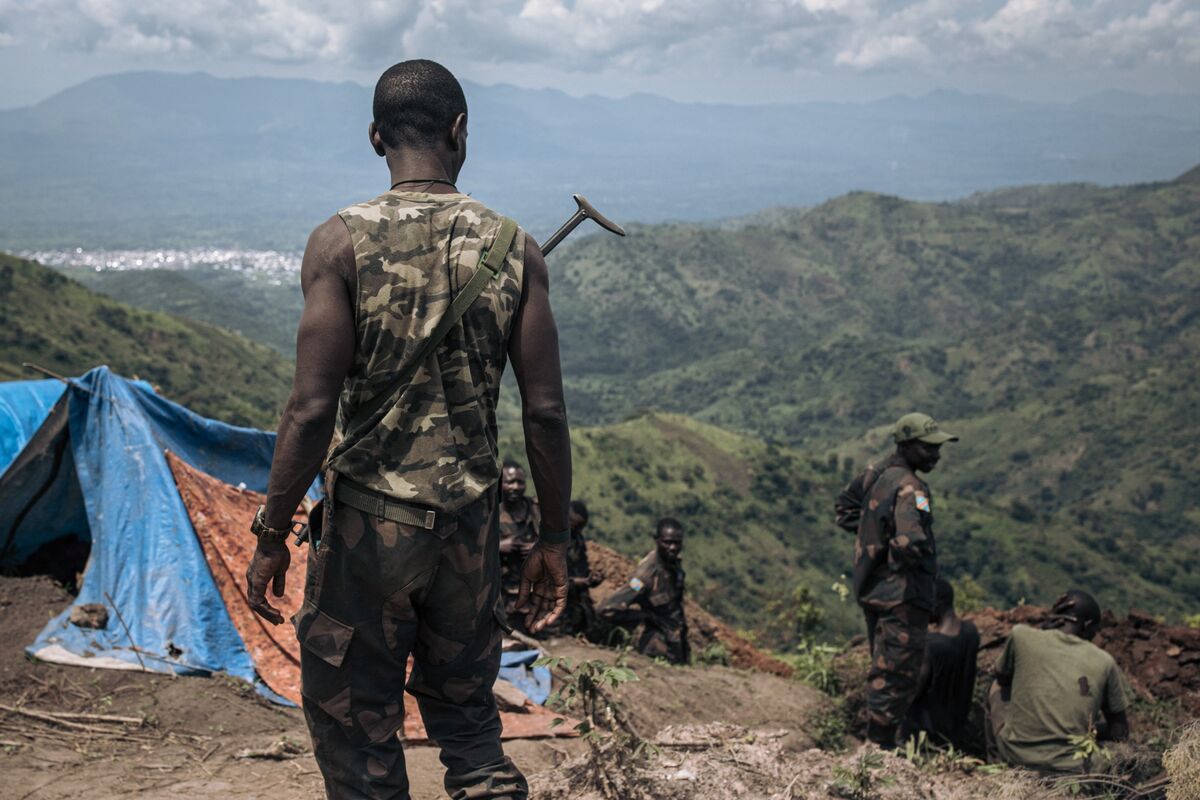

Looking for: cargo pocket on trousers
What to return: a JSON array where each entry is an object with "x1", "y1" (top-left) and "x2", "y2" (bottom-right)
[{"x1": 295, "y1": 600, "x2": 356, "y2": 727}]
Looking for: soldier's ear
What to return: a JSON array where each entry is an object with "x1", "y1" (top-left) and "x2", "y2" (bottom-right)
[
  {"x1": 369, "y1": 122, "x2": 386, "y2": 157},
  {"x1": 449, "y1": 113, "x2": 468, "y2": 151}
]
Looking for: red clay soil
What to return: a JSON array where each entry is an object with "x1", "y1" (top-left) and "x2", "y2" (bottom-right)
[
  {"x1": 584, "y1": 541, "x2": 794, "y2": 678},
  {"x1": 166, "y1": 453, "x2": 572, "y2": 741},
  {"x1": 967, "y1": 605, "x2": 1200, "y2": 714}
]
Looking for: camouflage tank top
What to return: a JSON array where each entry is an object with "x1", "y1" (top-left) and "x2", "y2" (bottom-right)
[{"x1": 328, "y1": 191, "x2": 526, "y2": 512}]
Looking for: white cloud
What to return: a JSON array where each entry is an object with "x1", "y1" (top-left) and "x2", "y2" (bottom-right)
[
  {"x1": 836, "y1": 34, "x2": 930, "y2": 68},
  {"x1": 0, "y1": 0, "x2": 1197, "y2": 79}
]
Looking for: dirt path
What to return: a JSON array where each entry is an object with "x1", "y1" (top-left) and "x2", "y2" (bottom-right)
[{"x1": 0, "y1": 576, "x2": 828, "y2": 799}]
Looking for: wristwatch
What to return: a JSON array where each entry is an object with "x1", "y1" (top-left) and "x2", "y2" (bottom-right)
[{"x1": 251, "y1": 505, "x2": 302, "y2": 543}]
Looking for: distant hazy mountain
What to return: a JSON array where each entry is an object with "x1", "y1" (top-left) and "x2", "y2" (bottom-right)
[{"x1": 0, "y1": 71, "x2": 1196, "y2": 249}]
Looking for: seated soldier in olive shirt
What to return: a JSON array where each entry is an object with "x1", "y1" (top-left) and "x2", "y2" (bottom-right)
[
  {"x1": 905, "y1": 578, "x2": 980, "y2": 749},
  {"x1": 988, "y1": 590, "x2": 1132, "y2": 772}
]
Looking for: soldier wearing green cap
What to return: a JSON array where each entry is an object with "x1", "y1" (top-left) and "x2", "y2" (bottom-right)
[{"x1": 836, "y1": 412, "x2": 958, "y2": 749}]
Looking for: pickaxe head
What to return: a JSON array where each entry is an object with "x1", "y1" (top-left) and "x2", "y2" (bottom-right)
[
  {"x1": 538, "y1": 194, "x2": 626, "y2": 256},
  {"x1": 572, "y1": 194, "x2": 626, "y2": 238}
]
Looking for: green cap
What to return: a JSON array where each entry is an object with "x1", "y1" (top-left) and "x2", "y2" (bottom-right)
[{"x1": 893, "y1": 413, "x2": 959, "y2": 445}]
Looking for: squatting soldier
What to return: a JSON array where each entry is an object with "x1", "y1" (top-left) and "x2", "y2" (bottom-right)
[
  {"x1": 245, "y1": 60, "x2": 572, "y2": 799},
  {"x1": 599, "y1": 518, "x2": 689, "y2": 664},
  {"x1": 499, "y1": 460, "x2": 541, "y2": 630},
  {"x1": 842, "y1": 412, "x2": 957, "y2": 749},
  {"x1": 905, "y1": 577, "x2": 980, "y2": 749}
]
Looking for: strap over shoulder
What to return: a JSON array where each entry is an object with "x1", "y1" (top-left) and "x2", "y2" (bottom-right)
[{"x1": 328, "y1": 216, "x2": 519, "y2": 465}]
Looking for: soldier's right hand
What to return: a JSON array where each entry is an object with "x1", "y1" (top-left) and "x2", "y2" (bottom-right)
[
  {"x1": 515, "y1": 542, "x2": 568, "y2": 634},
  {"x1": 246, "y1": 539, "x2": 291, "y2": 625}
]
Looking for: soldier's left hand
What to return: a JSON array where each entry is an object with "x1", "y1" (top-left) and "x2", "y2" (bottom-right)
[{"x1": 516, "y1": 542, "x2": 568, "y2": 633}]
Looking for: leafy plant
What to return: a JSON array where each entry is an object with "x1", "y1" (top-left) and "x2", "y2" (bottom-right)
[
  {"x1": 810, "y1": 699, "x2": 851, "y2": 752},
  {"x1": 695, "y1": 640, "x2": 731, "y2": 666},
  {"x1": 832, "y1": 750, "x2": 894, "y2": 800},
  {"x1": 900, "y1": 731, "x2": 1005, "y2": 776},
  {"x1": 776, "y1": 641, "x2": 843, "y2": 695},
  {"x1": 534, "y1": 655, "x2": 655, "y2": 799},
  {"x1": 1068, "y1": 724, "x2": 1111, "y2": 772}
]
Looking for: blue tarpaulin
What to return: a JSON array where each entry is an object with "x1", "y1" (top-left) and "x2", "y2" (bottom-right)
[
  {"x1": 0, "y1": 367, "x2": 553, "y2": 712},
  {"x1": 499, "y1": 650, "x2": 553, "y2": 705},
  {"x1": 1, "y1": 367, "x2": 289, "y2": 700},
  {"x1": 0, "y1": 378, "x2": 65, "y2": 475}
]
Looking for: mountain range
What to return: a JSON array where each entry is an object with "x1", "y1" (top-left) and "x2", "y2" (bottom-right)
[{"x1": 0, "y1": 71, "x2": 1196, "y2": 249}]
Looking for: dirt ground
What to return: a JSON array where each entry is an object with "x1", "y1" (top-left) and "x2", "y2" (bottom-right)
[
  {"x1": 0, "y1": 576, "x2": 828, "y2": 799},
  {"x1": 529, "y1": 721, "x2": 1054, "y2": 800}
]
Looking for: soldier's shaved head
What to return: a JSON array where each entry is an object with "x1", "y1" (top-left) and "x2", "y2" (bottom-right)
[
  {"x1": 656, "y1": 517, "x2": 683, "y2": 538},
  {"x1": 1047, "y1": 589, "x2": 1102, "y2": 640},
  {"x1": 373, "y1": 59, "x2": 467, "y2": 149},
  {"x1": 933, "y1": 577, "x2": 955, "y2": 621}
]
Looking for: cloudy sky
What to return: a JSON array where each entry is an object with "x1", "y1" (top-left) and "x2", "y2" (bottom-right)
[{"x1": 1, "y1": 0, "x2": 1197, "y2": 108}]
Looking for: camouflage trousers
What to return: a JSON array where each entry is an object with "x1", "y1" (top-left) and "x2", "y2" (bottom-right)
[
  {"x1": 863, "y1": 604, "x2": 930, "y2": 733},
  {"x1": 635, "y1": 624, "x2": 688, "y2": 665},
  {"x1": 296, "y1": 481, "x2": 527, "y2": 800}
]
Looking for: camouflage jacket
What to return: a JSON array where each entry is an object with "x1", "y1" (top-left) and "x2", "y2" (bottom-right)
[
  {"x1": 328, "y1": 191, "x2": 526, "y2": 512},
  {"x1": 599, "y1": 550, "x2": 689, "y2": 664},
  {"x1": 835, "y1": 462, "x2": 883, "y2": 533},
  {"x1": 853, "y1": 454, "x2": 938, "y2": 611}
]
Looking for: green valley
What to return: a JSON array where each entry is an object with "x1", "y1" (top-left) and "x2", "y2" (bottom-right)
[
  {"x1": 0, "y1": 252, "x2": 292, "y2": 428},
  {"x1": 16, "y1": 167, "x2": 1200, "y2": 637}
]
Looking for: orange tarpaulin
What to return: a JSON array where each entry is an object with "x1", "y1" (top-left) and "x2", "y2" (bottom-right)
[{"x1": 166, "y1": 452, "x2": 573, "y2": 741}]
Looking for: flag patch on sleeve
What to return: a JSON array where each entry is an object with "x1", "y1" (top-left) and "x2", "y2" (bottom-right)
[
  {"x1": 915, "y1": 493, "x2": 931, "y2": 512},
  {"x1": 629, "y1": 577, "x2": 644, "y2": 591}
]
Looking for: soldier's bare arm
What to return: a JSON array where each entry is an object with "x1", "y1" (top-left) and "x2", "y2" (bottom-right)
[
  {"x1": 246, "y1": 216, "x2": 356, "y2": 625},
  {"x1": 509, "y1": 235, "x2": 571, "y2": 632}
]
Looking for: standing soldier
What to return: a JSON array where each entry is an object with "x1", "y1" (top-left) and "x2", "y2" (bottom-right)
[
  {"x1": 845, "y1": 412, "x2": 957, "y2": 749},
  {"x1": 243, "y1": 60, "x2": 572, "y2": 799},
  {"x1": 598, "y1": 518, "x2": 689, "y2": 664},
  {"x1": 499, "y1": 460, "x2": 541, "y2": 631}
]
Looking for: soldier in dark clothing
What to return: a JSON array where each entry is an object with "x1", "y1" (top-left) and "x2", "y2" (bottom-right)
[
  {"x1": 839, "y1": 412, "x2": 957, "y2": 749},
  {"x1": 498, "y1": 461, "x2": 541, "y2": 631},
  {"x1": 541, "y1": 500, "x2": 602, "y2": 638},
  {"x1": 598, "y1": 518, "x2": 689, "y2": 664},
  {"x1": 905, "y1": 578, "x2": 980, "y2": 749}
]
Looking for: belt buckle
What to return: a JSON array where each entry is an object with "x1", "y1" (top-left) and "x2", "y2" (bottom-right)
[{"x1": 423, "y1": 509, "x2": 436, "y2": 530}]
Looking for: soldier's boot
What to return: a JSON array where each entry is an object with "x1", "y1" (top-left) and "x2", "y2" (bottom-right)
[{"x1": 867, "y1": 721, "x2": 899, "y2": 750}]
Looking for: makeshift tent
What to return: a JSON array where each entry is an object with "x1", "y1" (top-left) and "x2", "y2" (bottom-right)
[{"x1": 0, "y1": 368, "x2": 567, "y2": 740}]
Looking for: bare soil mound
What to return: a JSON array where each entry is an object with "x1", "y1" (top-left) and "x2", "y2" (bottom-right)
[
  {"x1": 536, "y1": 639, "x2": 826, "y2": 741},
  {"x1": 529, "y1": 722, "x2": 1051, "y2": 800},
  {"x1": 586, "y1": 541, "x2": 793, "y2": 677}
]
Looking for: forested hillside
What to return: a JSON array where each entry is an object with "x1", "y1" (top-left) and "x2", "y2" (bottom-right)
[
  {"x1": 0, "y1": 252, "x2": 292, "y2": 428},
  {"x1": 32, "y1": 170, "x2": 1200, "y2": 634}
]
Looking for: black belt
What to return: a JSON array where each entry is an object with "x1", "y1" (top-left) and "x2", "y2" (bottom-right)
[{"x1": 334, "y1": 478, "x2": 437, "y2": 530}]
